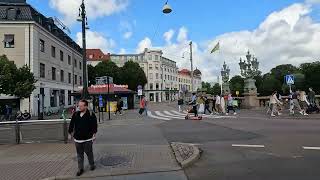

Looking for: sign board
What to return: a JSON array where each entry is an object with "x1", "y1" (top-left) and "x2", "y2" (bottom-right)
[
  {"x1": 99, "y1": 95, "x2": 104, "y2": 107},
  {"x1": 96, "y1": 76, "x2": 113, "y2": 85},
  {"x1": 138, "y1": 89, "x2": 143, "y2": 96},
  {"x1": 236, "y1": 91, "x2": 240, "y2": 96},
  {"x1": 122, "y1": 97, "x2": 128, "y2": 110},
  {"x1": 285, "y1": 75, "x2": 295, "y2": 85}
]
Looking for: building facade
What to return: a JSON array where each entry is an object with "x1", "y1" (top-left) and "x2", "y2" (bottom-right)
[
  {"x1": 110, "y1": 48, "x2": 202, "y2": 102},
  {"x1": 86, "y1": 49, "x2": 110, "y2": 67},
  {"x1": 0, "y1": 0, "x2": 83, "y2": 115}
]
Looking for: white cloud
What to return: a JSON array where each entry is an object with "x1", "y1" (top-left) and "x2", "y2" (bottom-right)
[
  {"x1": 76, "y1": 30, "x2": 115, "y2": 52},
  {"x1": 49, "y1": 0, "x2": 128, "y2": 25},
  {"x1": 134, "y1": 2, "x2": 320, "y2": 82},
  {"x1": 136, "y1": 37, "x2": 152, "y2": 53},
  {"x1": 123, "y1": 31, "x2": 133, "y2": 39},
  {"x1": 119, "y1": 48, "x2": 126, "y2": 54},
  {"x1": 177, "y1": 27, "x2": 188, "y2": 42},
  {"x1": 163, "y1": 29, "x2": 175, "y2": 44}
]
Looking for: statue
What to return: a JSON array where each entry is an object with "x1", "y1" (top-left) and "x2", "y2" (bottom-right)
[{"x1": 221, "y1": 62, "x2": 230, "y2": 95}]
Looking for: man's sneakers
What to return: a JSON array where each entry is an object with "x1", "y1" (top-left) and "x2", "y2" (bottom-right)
[
  {"x1": 271, "y1": 114, "x2": 276, "y2": 117},
  {"x1": 90, "y1": 165, "x2": 96, "y2": 171},
  {"x1": 76, "y1": 169, "x2": 84, "y2": 176}
]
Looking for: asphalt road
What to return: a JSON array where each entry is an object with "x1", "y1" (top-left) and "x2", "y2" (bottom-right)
[{"x1": 157, "y1": 110, "x2": 320, "y2": 180}]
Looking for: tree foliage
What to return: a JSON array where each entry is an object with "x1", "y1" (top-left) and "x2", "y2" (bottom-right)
[
  {"x1": 230, "y1": 75, "x2": 244, "y2": 96},
  {"x1": 0, "y1": 55, "x2": 36, "y2": 98}
]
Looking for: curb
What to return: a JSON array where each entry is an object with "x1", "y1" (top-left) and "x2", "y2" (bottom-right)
[{"x1": 170, "y1": 142, "x2": 201, "y2": 168}]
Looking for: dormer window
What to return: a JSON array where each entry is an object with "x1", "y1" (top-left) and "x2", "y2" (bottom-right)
[{"x1": 6, "y1": 8, "x2": 17, "y2": 20}]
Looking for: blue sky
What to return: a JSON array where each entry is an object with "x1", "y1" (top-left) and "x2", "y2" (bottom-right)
[{"x1": 26, "y1": 0, "x2": 320, "y2": 81}]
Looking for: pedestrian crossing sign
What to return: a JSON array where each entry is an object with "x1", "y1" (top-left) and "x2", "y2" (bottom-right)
[{"x1": 285, "y1": 75, "x2": 295, "y2": 85}]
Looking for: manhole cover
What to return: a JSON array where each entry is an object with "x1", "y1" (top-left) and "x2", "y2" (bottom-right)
[{"x1": 99, "y1": 155, "x2": 129, "y2": 166}]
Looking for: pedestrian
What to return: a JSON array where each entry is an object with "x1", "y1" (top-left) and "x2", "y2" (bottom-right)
[
  {"x1": 220, "y1": 95, "x2": 226, "y2": 115},
  {"x1": 139, "y1": 96, "x2": 146, "y2": 115},
  {"x1": 226, "y1": 94, "x2": 237, "y2": 115},
  {"x1": 204, "y1": 96, "x2": 212, "y2": 114},
  {"x1": 114, "y1": 96, "x2": 123, "y2": 115},
  {"x1": 198, "y1": 95, "x2": 205, "y2": 115},
  {"x1": 215, "y1": 95, "x2": 221, "y2": 114},
  {"x1": 299, "y1": 91, "x2": 309, "y2": 116},
  {"x1": 4, "y1": 105, "x2": 10, "y2": 121},
  {"x1": 270, "y1": 91, "x2": 283, "y2": 117},
  {"x1": 290, "y1": 90, "x2": 304, "y2": 115},
  {"x1": 190, "y1": 93, "x2": 198, "y2": 117},
  {"x1": 68, "y1": 99, "x2": 98, "y2": 177},
  {"x1": 178, "y1": 97, "x2": 184, "y2": 112},
  {"x1": 211, "y1": 95, "x2": 217, "y2": 113},
  {"x1": 308, "y1": 87, "x2": 316, "y2": 105}
]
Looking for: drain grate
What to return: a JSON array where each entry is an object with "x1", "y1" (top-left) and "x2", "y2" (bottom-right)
[{"x1": 99, "y1": 155, "x2": 130, "y2": 166}]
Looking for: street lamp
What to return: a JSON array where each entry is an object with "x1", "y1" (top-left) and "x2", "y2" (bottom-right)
[
  {"x1": 162, "y1": 0, "x2": 172, "y2": 14},
  {"x1": 77, "y1": 0, "x2": 89, "y2": 99}
]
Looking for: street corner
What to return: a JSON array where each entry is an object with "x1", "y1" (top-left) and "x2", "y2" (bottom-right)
[{"x1": 170, "y1": 142, "x2": 201, "y2": 168}]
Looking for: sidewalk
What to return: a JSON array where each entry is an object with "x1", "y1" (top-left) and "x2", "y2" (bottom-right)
[{"x1": 0, "y1": 111, "x2": 185, "y2": 180}]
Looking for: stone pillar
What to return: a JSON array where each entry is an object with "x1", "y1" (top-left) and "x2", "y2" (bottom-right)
[
  {"x1": 242, "y1": 78, "x2": 259, "y2": 109},
  {"x1": 222, "y1": 82, "x2": 230, "y2": 95}
]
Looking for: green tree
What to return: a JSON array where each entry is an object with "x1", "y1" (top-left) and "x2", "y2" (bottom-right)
[
  {"x1": 93, "y1": 61, "x2": 121, "y2": 84},
  {"x1": 270, "y1": 64, "x2": 299, "y2": 84},
  {"x1": 120, "y1": 61, "x2": 147, "y2": 90},
  {"x1": 300, "y1": 61, "x2": 320, "y2": 93},
  {"x1": 0, "y1": 55, "x2": 36, "y2": 98},
  {"x1": 212, "y1": 83, "x2": 221, "y2": 95},
  {"x1": 259, "y1": 73, "x2": 282, "y2": 96},
  {"x1": 201, "y1": 82, "x2": 214, "y2": 94},
  {"x1": 229, "y1": 75, "x2": 244, "y2": 96}
]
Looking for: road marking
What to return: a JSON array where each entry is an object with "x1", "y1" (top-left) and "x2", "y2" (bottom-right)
[
  {"x1": 147, "y1": 111, "x2": 171, "y2": 121},
  {"x1": 171, "y1": 110, "x2": 187, "y2": 116},
  {"x1": 163, "y1": 111, "x2": 186, "y2": 118},
  {"x1": 155, "y1": 111, "x2": 185, "y2": 119},
  {"x1": 0, "y1": 128, "x2": 12, "y2": 130},
  {"x1": 232, "y1": 144, "x2": 265, "y2": 148},
  {"x1": 303, "y1": 146, "x2": 320, "y2": 150}
]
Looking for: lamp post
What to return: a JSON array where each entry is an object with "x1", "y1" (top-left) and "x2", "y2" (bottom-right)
[
  {"x1": 239, "y1": 51, "x2": 260, "y2": 94},
  {"x1": 77, "y1": 0, "x2": 90, "y2": 99},
  {"x1": 162, "y1": 0, "x2": 172, "y2": 14},
  {"x1": 181, "y1": 41, "x2": 194, "y2": 92}
]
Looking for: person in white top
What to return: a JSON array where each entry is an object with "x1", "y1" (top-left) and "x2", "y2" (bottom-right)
[
  {"x1": 270, "y1": 91, "x2": 283, "y2": 117},
  {"x1": 215, "y1": 95, "x2": 221, "y2": 114},
  {"x1": 299, "y1": 91, "x2": 309, "y2": 116},
  {"x1": 220, "y1": 95, "x2": 226, "y2": 114}
]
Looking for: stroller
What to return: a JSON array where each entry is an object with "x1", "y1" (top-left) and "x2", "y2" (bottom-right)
[{"x1": 306, "y1": 103, "x2": 320, "y2": 114}]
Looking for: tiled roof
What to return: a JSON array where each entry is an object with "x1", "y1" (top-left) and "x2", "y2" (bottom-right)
[
  {"x1": 179, "y1": 69, "x2": 191, "y2": 76},
  {"x1": 86, "y1": 49, "x2": 110, "y2": 61}
]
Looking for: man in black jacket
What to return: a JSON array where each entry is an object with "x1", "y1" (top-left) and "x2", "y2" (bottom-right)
[{"x1": 68, "y1": 99, "x2": 98, "y2": 176}]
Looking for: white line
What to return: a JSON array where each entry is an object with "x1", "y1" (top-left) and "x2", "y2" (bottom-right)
[
  {"x1": 147, "y1": 111, "x2": 171, "y2": 121},
  {"x1": 163, "y1": 111, "x2": 186, "y2": 118},
  {"x1": 155, "y1": 111, "x2": 185, "y2": 119},
  {"x1": 171, "y1": 110, "x2": 187, "y2": 116},
  {"x1": 303, "y1": 146, "x2": 320, "y2": 150},
  {"x1": 232, "y1": 144, "x2": 265, "y2": 148}
]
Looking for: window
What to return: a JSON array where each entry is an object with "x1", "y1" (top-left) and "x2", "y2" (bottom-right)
[
  {"x1": 74, "y1": 59, "x2": 77, "y2": 68},
  {"x1": 68, "y1": 55, "x2": 71, "y2": 65},
  {"x1": 160, "y1": 74, "x2": 163, "y2": 80},
  {"x1": 79, "y1": 61, "x2": 82, "y2": 70},
  {"x1": 40, "y1": 63, "x2": 45, "y2": 78},
  {"x1": 135, "y1": 56, "x2": 138, "y2": 61},
  {"x1": 148, "y1": 55, "x2": 152, "y2": 60},
  {"x1": 60, "y1": 50, "x2": 64, "y2": 61},
  {"x1": 79, "y1": 76, "x2": 82, "y2": 85},
  {"x1": 165, "y1": 75, "x2": 167, "y2": 80},
  {"x1": 149, "y1": 73, "x2": 153, "y2": 79},
  {"x1": 60, "y1": 70, "x2": 64, "y2": 82},
  {"x1": 51, "y1": 67, "x2": 56, "y2": 80},
  {"x1": 51, "y1": 46, "x2": 56, "y2": 58},
  {"x1": 156, "y1": 73, "x2": 159, "y2": 79},
  {"x1": 149, "y1": 83, "x2": 153, "y2": 90},
  {"x1": 68, "y1": 73, "x2": 71, "y2": 84},
  {"x1": 149, "y1": 65, "x2": 153, "y2": 70},
  {"x1": 156, "y1": 83, "x2": 159, "y2": 90},
  {"x1": 40, "y1": 39, "x2": 45, "y2": 52},
  {"x1": 155, "y1": 55, "x2": 159, "y2": 60},
  {"x1": 4, "y1": 34, "x2": 14, "y2": 48},
  {"x1": 155, "y1": 65, "x2": 159, "y2": 70},
  {"x1": 68, "y1": 90, "x2": 72, "y2": 105},
  {"x1": 74, "y1": 75, "x2": 77, "y2": 84}
]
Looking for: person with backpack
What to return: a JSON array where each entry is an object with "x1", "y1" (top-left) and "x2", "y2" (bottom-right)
[{"x1": 68, "y1": 99, "x2": 98, "y2": 177}]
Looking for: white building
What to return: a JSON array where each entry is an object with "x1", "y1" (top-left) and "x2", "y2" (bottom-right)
[{"x1": 0, "y1": 0, "x2": 83, "y2": 115}]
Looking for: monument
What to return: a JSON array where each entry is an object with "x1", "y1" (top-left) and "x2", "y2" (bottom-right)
[
  {"x1": 221, "y1": 62, "x2": 230, "y2": 95},
  {"x1": 239, "y1": 51, "x2": 261, "y2": 108}
]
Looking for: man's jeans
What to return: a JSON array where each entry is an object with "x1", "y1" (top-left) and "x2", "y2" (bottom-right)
[{"x1": 75, "y1": 141, "x2": 95, "y2": 170}]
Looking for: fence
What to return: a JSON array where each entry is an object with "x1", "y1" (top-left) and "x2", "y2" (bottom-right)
[{"x1": 0, "y1": 119, "x2": 70, "y2": 144}]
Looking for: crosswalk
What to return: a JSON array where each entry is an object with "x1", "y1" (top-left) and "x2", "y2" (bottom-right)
[{"x1": 147, "y1": 110, "x2": 237, "y2": 121}]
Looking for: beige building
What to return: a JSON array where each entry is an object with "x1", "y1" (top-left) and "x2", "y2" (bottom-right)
[
  {"x1": 111, "y1": 48, "x2": 180, "y2": 102},
  {"x1": 0, "y1": 0, "x2": 83, "y2": 115},
  {"x1": 178, "y1": 68, "x2": 202, "y2": 95}
]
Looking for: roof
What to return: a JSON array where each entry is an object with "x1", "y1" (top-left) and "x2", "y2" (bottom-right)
[
  {"x1": 194, "y1": 68, "x2": 202, "y2": 76},
  {"x1": 0, "y1": 1, "x2": 82, "y2": 54},
  {"x1": 87, "y1": 49, "x2": 110, "y2": 61},
  {"x1": 179, "y1": 69, "x2": 191, "y2": 76}
]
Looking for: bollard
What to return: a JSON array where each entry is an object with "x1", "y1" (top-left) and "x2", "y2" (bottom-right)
[{"x1": 62, "y1": 109, "x2": 68, "y2": 144}]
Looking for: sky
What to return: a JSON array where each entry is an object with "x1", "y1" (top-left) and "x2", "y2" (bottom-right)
[{"x1": 27, "y1": 0, "x2": 320, "y2": 82}]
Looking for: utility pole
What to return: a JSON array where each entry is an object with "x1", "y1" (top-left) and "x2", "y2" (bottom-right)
[{"x1": 189, "y1": 41, "x2": 194, "y2": 92}]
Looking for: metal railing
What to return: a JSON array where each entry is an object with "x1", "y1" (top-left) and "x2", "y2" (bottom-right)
[{"x1": 0, "y1": 119, "x2": 70, "y2": 144}]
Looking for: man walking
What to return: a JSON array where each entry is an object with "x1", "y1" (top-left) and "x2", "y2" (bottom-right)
[
  {"x1": 69, "y1": 99, "x2": 98, "y2": 176},
  {"x1": 114, "y1": 96, "x2": 123, "y2": 115},
  {"x1": 308, "y1": 87, "x2": 316, "y2": 105}
]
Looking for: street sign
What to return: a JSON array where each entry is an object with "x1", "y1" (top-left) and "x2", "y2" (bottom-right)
[
  {"x1": 285, "y1": 75, "x2": 295, "y2": 85},
  {"x1": 99, "y1": 95, "x2": 103, "y2": 107},
  {"x1": 138, "y1": 89, "x2": 143, "y2": 96},
  {"x1": 236, "y1": 91, "x2": 240, "y2": 96},
  {"x1": 137, "y1": 85, "x2": 143, "y2": 90}
]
